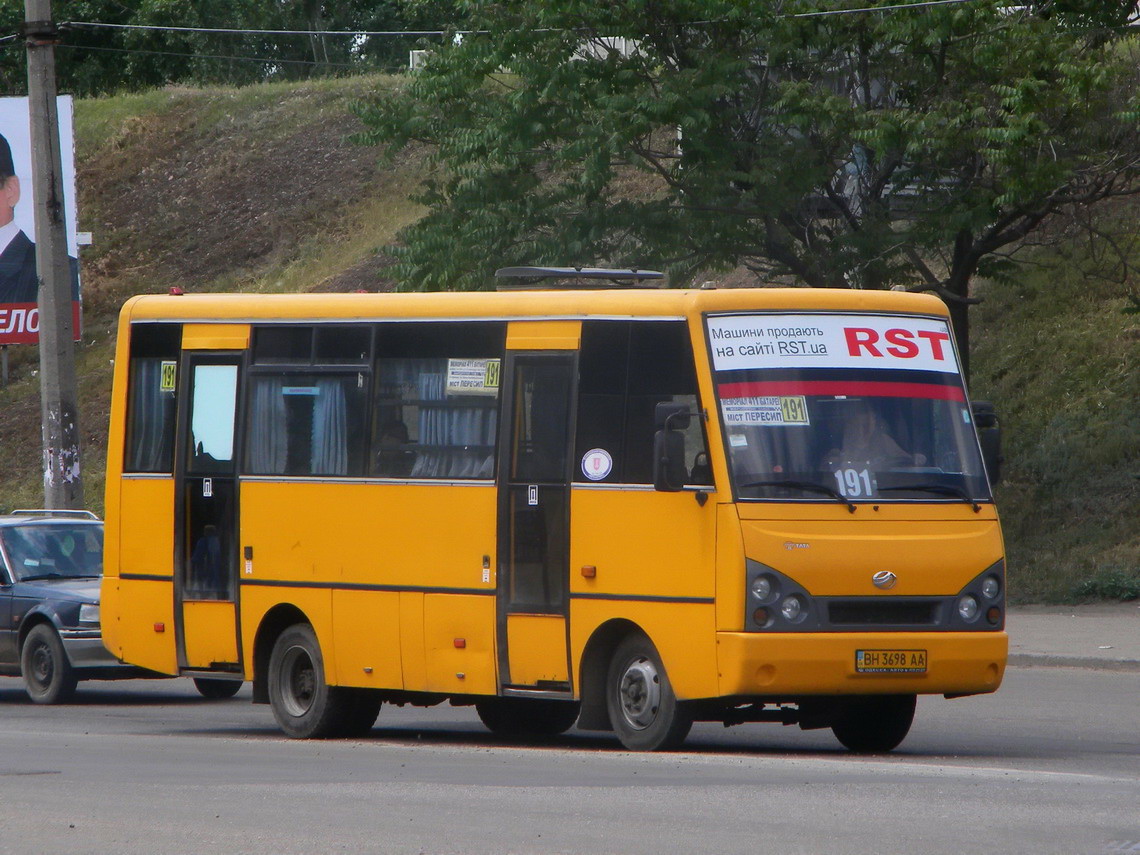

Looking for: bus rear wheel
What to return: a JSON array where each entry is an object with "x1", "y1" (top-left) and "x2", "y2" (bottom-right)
[
  {"x1": 831, "y1": 695, "x2": 916, "y2": 752},
  {"x1": 475, "y1": 697, "x2": 580, "y2": 738},
  {"x1": 606, "y1": 633, "x2": 692, "y2": 751},
  {"x1": 267, "y1": 623, "x2": 351, "y2": 738}
]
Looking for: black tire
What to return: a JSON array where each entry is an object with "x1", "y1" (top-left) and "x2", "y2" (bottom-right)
[
  {"x1": 20, "y1": 624, "x2": 78, "y2": 705},
  {"x1": 475, "y1": 697, "x2": 580, "y2": 738},
  {"x1": 605, "y1": 633, "x2": 692, "y2": 751},
  {"x1": 267, "y1": 623, "x2": 352, "y2": 738},
  {"x1": 831, "y1": 695, "x2": 917, "y2": 753},
  {"x1": 193, "y1": 677, "x2": 242, "y2": 699},
  {"x1": 336, "y1": 689, "x2": 383, "y2": 738}
]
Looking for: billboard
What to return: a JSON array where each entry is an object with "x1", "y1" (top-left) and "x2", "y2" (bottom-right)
[{"x1": 0, "y1": 95, "x2": 81, "y2": 345}]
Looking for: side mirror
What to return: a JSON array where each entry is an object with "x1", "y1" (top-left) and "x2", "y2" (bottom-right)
[
  {"x1": 653, "y1": 429, "x2": 687, "y2": 492},
  {"x1": 653, "y1": 401, "x2": 692, "y2": 492},
  {"x1": 971, "y1": 400, "x2": 1003, "y2": 486}
]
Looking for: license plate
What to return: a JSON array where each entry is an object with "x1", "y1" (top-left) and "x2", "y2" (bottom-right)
[{"x1": 855, "y1": 649, "x2": 927, "y2": 673}]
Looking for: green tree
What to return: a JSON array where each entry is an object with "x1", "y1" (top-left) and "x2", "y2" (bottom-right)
[{"x1": 355, "y1": 0, "x2": 1140, "y2": 373}]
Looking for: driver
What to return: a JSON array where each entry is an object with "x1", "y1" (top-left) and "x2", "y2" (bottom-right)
[{"x1": 823, "y1": 400, "x2": 912, "y2": 469}]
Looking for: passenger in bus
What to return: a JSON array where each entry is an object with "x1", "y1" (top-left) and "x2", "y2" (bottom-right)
[
  {"x1": 190, "y1": 524, "x2": 224, "y2": 598},
  {"x1": 823, "y1": 401, "x2": 913, "y2": 470},
  {"x1": 376, "y1": 419, "x2": 415, "y2": 477}
]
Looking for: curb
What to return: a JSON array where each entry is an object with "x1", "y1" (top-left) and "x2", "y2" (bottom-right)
[{"x1": 1007, "y1": 653, "x2": 1140, "y2": 672}]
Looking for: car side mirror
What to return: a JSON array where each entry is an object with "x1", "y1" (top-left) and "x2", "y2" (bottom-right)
[{"x1": 971, "y1": 400, "x2": 1003, "y2": 486}]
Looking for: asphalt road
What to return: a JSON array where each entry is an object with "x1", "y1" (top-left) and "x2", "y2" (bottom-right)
[{"x1": 0, "y1": 667, "x2": 1136, "y2": 855}]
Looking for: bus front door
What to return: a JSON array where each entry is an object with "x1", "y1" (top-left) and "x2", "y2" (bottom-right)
[
  {"x1": 496, "y1": 352, "x2": 576, "y2": 694},
  {"x1": 174, "y1": 354, "x2": 242, "y2": 675}
]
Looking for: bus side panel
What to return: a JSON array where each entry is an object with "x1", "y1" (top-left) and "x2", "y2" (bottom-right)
[
  {"x1": 239, "y1": 481, "x2": 496, "y2": 692},
  {"x1": 239, "y1": 584, "x2": 333, "y2": 681},
  {"x1": 570, "y1": 600, "x2": 719, "y2": 701},
  {"x1": 118, "y1": 478, "x2": 175, "y2": 577},
  {"x1": 569, "y1": 488, "x2": 719, "y2": 701},
  {"x1": 715, "y1": 503, "x2": 745, "y2": 632},
  {"x1": 424, "y1": 594, "x2": 497, "y2": 694},
  {"x1": 102, "y1": 579, "x2": 178, "y2": 674},
  {"x1": 239, "y1": 481, "x2": 496, "y2": 590},
  {"x1": 103, "y1": 478, "x2": 176, "y2": 672},
  {"x1": 329, "y1": 590, "x2": 403, "y2": 689}
]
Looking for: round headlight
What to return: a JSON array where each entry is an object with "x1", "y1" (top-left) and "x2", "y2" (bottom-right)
[
  {"x1": 957, "y1": 595, "x2": 979, "y2": 621},
  {"x1": 981, "y1": 576, "x2": 1001, "y2": 600},
  {"x1": 750, "y1": 575, "x2": 773, "y2": 600},
  {"x1": 780, "y1": 595, "x2": 803, "y2": 622}
]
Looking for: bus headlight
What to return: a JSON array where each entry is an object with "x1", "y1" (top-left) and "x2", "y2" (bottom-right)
[
  {"x1": 750, "y1": 575, "x2": 775, "y2": 602},
  {"x1": 745, "y1": 560, "x2": 817, "y2": 631},
  {"x1": 957, "y1": 595, "x2": 979, "y2": 622},
  {"x1": 780, "y1": 595, "x2": 805, "y2": 622},
  {"x1": 981, "y1": 576, "x2": 1001, "y2": 600}
]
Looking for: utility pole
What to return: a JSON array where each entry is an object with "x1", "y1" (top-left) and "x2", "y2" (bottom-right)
[{"x1": 24, "y1": 0, "x2": 83, "y2": 509}]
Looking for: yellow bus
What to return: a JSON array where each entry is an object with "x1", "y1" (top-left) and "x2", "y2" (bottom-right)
[{"x1": 101, "y1": 270, "x2": 1007, "y2": 751}]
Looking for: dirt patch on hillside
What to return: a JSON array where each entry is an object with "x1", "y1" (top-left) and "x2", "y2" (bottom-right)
[{"x1": 78, "y1": 87, "x2": 399, "y2": 305}]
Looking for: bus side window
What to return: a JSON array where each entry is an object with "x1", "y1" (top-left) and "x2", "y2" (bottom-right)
[
  {"x1": 124, "y1": 323, "x2": 182, "y2": 473},
  {"x1": 370, "y1": 322, "x2": 507, "y2": 480},
  {"x1": 576, "y1": 321, "x2": 709, "y2": 486}
]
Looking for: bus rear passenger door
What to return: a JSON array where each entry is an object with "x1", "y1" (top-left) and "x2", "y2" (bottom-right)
[
  {"x1": 175, "y1": 351, "x2": 243, "y2": 676},
  {"x1": 497, "y1": 334, "x2": 578, "y2": 696}
]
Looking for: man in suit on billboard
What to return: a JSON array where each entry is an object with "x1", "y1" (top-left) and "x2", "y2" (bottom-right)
[
  {"x1": 0, "y1": 130, "x2": 79, "y2": 305},
  {"x1": 0, "y1": 131, "x2": 39, "y2": 303}
]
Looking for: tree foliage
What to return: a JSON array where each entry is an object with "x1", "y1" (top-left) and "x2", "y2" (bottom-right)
[
  {"x1": 355, "y1": 0, "x2": 1140, "y2": 365},
  {"x1": 0, "y1": 0, "x2": 469, "y2": 96}
]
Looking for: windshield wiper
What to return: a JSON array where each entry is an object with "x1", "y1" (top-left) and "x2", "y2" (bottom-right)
[
  {"x1": 739, "y1": 479, "x2": 857, "y2": 513},
  {"x1": 878, "y1": 484, "x2": 982, "y2": 512},
  {"x1": 19, "y1": 572, "x2": 66, "y2": 581}
]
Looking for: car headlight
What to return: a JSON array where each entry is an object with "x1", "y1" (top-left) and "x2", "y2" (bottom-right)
[{"x1": 78, "y1": 603, "x2": 100, "y2": 626}]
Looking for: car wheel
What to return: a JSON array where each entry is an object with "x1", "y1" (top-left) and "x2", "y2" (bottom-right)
[
  {"x1": 475, "y1": 697, "x2": 580, "y2": 738},
  {"x1": 267, "y1": 623, "x2": 351, "y2": 738},
  {"x1": 831, "y1": 695, "x2": 916, "y2": 752},
  {"x1": 606, "y1": 633, "x2": 692, "y2": 751},
  {"x1": 20, "y1": 624, "x2": 78, "y2": 705},
  {"x1": 193, "y1": 677, "x2": 242, "y2": 699}
]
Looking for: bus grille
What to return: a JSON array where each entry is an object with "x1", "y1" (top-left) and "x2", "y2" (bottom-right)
[{"x1": 827, "y1": 600, "x2": 939, "y2": 627}]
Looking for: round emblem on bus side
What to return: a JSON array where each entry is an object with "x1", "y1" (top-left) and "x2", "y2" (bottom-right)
[
  {"x1": 581, "y1": 448, "x2": 613, "y2": 481},
  {"x1": 872, "y1": 570, "x2": 898, "y2": 590}
]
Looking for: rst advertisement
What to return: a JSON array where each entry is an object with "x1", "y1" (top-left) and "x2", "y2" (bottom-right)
[
  {"x1": 0, "y1": 96, "x2": 81, "y2": 346},
  {"x1": 706, "y1": 313, "x2": 960, "y2": 375}
]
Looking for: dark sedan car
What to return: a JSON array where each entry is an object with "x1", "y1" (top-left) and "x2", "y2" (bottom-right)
[{"x1": 0, "y1": 510, "x2": 147, "y2": 703}]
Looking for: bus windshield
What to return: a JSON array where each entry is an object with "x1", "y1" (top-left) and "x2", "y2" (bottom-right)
[{"x1": 707, "y1": 312, "x2": 990, "y2": 503}]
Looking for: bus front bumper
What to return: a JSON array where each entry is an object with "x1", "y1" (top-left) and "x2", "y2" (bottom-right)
[{"x1": 716, "y1": 630, "x2": 1008, "y2": 698}]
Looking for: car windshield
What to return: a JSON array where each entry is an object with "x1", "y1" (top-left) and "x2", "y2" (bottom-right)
[
  {"x1": 0, "y1": 523, "x2": 104, "y2": 580},
  {"x1": 707, "y1": 311, "x2": 990, "y2": 504}
]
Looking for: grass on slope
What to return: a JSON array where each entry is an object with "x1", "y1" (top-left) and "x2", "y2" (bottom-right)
[
  {"x1": 0, "y1": 75, "x2": 426, "y2": 518},
  {"x1": 971, "y1": 223, "x2": 1140, "y2": 602}
]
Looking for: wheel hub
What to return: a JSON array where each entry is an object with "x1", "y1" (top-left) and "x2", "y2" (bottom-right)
[
  {"x1": 30, "y1": 643, "x2": 53, "y2": 684},
  {"x1": 280, "y1": 645, "x2": 315, "y2": 717},
  {"x1": 618, "y1": 656, "x2": 660, "y2": 730}
]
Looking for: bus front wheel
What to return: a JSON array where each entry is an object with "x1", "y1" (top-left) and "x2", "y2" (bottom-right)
[
  {"x1": 831, "y1": 695, "x2": 916, "y2": 752},
  {"x1": 267, "y1": 623, "x2": 350, "y2": 738},
  {"x1": 606, "y1": 633, "x2": 692, "y2": 751}
]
